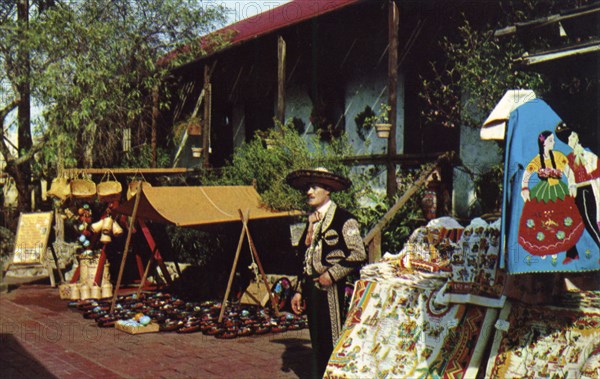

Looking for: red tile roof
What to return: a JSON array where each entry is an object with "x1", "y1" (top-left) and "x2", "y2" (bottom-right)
[{"x1": 160, "y1": 0, "x2": 363, "y2": 66}]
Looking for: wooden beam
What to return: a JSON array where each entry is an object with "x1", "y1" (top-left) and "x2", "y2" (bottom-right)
[
  {"x1": 368, "y1": 230, "x2": 382, "y2": 263},
  {"x1": 62, "y1": 168, "x2": 191, "y2": 176},
  {"x1": 218, "y1": 212, "x2": 248, "y2": 323},
  {"x1": 332, "y1": 152, "x2": 449, "y2": 166},
  {"x1": 387, "y1": 0, "x2": 400, "y2": 200},
  {"x1": 276, "y1": 36, "x2": 286, "y2": 125},
  {"x1": 203, "y1": 65, "x2": 212, "y2": 169},
  {"x1": 110, "y1": 184, "x2": 143, "y2": 314},
  {"x1": 151, "y1": 86, "x2": 159, "y2": 168},
  {"x1": 363, "y1": 152, "x2": 453, "y2": 246}
]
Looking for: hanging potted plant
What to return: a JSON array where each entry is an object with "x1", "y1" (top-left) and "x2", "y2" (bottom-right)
[
  {"x1": 185, "y1": 116, "x2": 203, "y2": 136},
  {"x1": 172, "y1": 115, "x2": 203, "y2": 144},
  {"x1": 375, "y1": 103, "x2": 392, "y2": 138},
  {"x1": 191, "y1": 146, "x2": 203, "y2": 158},
  {"x1": 364, "y1": 103, "x2": 392, "y2": 138}
]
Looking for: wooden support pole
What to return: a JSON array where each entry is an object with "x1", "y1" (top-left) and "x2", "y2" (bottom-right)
[
  {"x1": 136, "y1": 245, "x2": 158, "y2": 298},
  {"x1": 386, "y1": 0, "x2": 400, "y2": 200},
  {"x1": 218, "y1": 216, "x2": 247, "y2": 323},
  {"x1": 110, "y1": 184, "x2": 143, "y2": 314},
  {"x1": 363, "y1": 153, "x2": 453, "y2": 250},
  {"x1": 138, "y1": 219, "x2": 172, "y2": 285},
  {"x1": 151, "y1": 86, "x2": 159, "y2": 168},
  {"x1": 62, "y1": 168, "x2": 191, "y2": 176},
  {"x1": 243, "y1": 211, "x2": 279, "y2": 316},
  {"x1": 203, "y1": 65, "x2": 212, "y2": 169},
  {"x1": 368, "y1": 230, "x2": 382, "y2": 264},
  {"x1": 276, "y1": 36, "x2": 287, "y2": 125},
  {"x1": 93, "y1": 245, "x2": 107, "y2": 286},
  {"x1": 49, "y1": 244, "x2": 65, "y2": 284}
]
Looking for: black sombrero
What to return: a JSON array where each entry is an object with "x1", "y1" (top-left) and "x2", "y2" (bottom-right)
[{"x1": 286, "y1": 167, "x2": 351, "y2": 192}]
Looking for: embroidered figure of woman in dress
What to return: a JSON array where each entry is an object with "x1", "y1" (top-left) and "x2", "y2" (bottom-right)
[{"x1": 518, "y1": 130, "x2": 585, "y2": 264}]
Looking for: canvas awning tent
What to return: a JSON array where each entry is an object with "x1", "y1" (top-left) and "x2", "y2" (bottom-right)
[
  {"x1": 111, "y1": 185, "x2": 301, "y2": 318},
  {"x1": 114, "y1": 185, "x2": 300, "y2": 226}
]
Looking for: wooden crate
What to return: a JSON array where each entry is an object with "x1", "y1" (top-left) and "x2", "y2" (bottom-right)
[
  {"x1": 240, "y1": 275, "x2": 298, "y2": 306},
  {"x1": 115, "y1": 322, "x2": 159, "y2": 335}
]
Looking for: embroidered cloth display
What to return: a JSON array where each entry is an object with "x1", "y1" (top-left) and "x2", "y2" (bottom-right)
[
  {"x1": 365, "y1": 217, "x2": 507, "y2": 308},
  {"x1": 440, "y1": 218, "x2": 507, "y2": 308},
  {"x1": 486, "y1": 300, "x2": 600, "y2": 378},
  {"x1": 501, "y1": 99, "x2": 600, "y2": 274},
  {"x1": 324, "y1": 278, "x2": 494, "y2": 378}
]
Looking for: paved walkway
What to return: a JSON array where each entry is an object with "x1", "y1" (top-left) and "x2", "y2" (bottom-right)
[{"x1": 0, "y1": 278, "x2": 314, "y2": 379}]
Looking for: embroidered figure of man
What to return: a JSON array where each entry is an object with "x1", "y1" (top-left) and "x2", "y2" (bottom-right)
[{"x1": 555, "y1": 123, "x2": 600, "y2": 263}]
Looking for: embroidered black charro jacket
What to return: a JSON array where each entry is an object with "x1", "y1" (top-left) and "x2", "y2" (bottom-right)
[
  {"x1": 295, "y1": 201, "x2": 367, "y2": 376},
  {"x1": 299, "y1": 201, "x2": 367, "y2": 287}
]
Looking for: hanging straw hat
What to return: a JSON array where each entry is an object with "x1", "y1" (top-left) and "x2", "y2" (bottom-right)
[{"x1": 285, "y1": 167, "x2": 351, "y2": 192}]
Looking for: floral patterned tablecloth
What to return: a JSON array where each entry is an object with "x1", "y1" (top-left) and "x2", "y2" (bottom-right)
[
  {"x1": 486, "y1": 300, "x2": 600, "y2": 379},
  {"x1": 324, "y1": 277, "x2": 496, "y2": 378}
]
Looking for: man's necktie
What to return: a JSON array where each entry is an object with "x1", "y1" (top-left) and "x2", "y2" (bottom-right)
[{"x1": 304, "y1": 211, "x2": 322, "y2": 246}]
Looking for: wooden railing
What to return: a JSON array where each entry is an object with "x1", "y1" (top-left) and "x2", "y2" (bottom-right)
[{"x1": 362, "y1": 151, "x2": 455, "y2": 263}]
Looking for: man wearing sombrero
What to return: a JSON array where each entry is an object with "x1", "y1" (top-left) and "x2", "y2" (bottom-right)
[{"x1": 286, "y1": 167, "x2": 367, "y2": 377}]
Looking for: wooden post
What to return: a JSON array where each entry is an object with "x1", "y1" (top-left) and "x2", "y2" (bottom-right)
[
  {"x1": 138, "y1": 219, "x2": 172, "y2": 285},
  {"x1": 368, "y1": 230, "x2": 382, "y2": 263},
  {"x1": 363, "y1": 154, "x2": 452, "y2": 249},
  {"x1": 276, "y1": 36, "x2": 287, "y2": 125},
  {"x1": 110, "y1": 184, "x2": 143, "y2": 314},
  {"x1": 243, "y1": 210, "x2": 279, "y2": 316},
  {"x1": 136, "y1": 245, "x2": 158, "y2": 298},
  {"x1": 203, "y1": 65, "x2": 212, "y2": 168},
  {"x1": 387, "y1": 0, "x2": 400, "y2": 200},
  {"x1": 151, "y1": 86, "x2": 159, "y2": 168},
  {"x1": 218, "y1": 215, "x2": 247, "y2": 323}
]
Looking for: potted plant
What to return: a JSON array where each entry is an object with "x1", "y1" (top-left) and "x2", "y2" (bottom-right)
[
  {"x1": 364, "y1": 103, "x2": 392, "y2": 138},
  {"x1": 173, "y1": 116, "x2": 203, "y2": 143},
  {"x1": 191, "y1": 146, "x2": 203, "y2": 158}
]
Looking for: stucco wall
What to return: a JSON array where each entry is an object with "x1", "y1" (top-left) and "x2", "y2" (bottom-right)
[{"x1": 453, "y1": 125, "x2": 502, "y2": 218}]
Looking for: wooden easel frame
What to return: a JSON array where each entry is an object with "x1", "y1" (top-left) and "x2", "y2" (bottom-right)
[
  {"x1": 218, "y1": 209, "x2": 279, "y2": 323},
  {"x1": 6, "y1": 212, "x2": 59, "y2": 286},
  {"x1": 110, "y1": 187, "x2": 174, "y2": 313}
]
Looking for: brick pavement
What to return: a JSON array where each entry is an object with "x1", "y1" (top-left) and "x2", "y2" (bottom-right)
[{"x1": 0, "y1": 279, "x2": 314, "y2": 379}]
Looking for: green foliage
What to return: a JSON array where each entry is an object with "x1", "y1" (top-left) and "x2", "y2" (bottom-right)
[
  {"x1": 199, "y1": 119, "x2": 427, "y2": 253},
  {"x1": 119, "y1": 145, "x2": 171, "y2": 169},
  {"x1": 420, "y1": 15, "x2": 548, "y2": 129},
  {"x1": 354, "y1": 169, "x2": 426, "y2": 254},
  {"x1": 215, "y1": 119, "x2": 358, "y2": 212},
  {"x1": 0, "y1": 0, "x2": 229, "y2": 180},
  {"x1": 165, "y1": 225, "x2": 222, "y2": 266}
]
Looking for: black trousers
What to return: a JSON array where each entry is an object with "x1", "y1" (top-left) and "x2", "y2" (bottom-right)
[
  {"x1": 303, "y1": 280, "x2": 345, "y2": 378},
  {"x1": 566, "y1": 185, "x2": 600, "y2": 258}
]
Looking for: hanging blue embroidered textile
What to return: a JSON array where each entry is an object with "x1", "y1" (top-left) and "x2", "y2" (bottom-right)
[{"x1": 500, "y1": 99, "x2": 600, "y2": 274}]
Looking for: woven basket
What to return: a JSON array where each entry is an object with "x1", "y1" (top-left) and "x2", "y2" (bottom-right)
[
  {"x1": 79, "y1": 257, "x2": 110, "y2": 287},
  {"x1": 47, "y1": 177, "x2": 71, "y2": 201},
  {"x1": 127, "y1": 180, "x2": 151, "y2": 200},
  {"x1": 71, "y1": 178, "x2": 97, "y2": 200},
  {"x1": 97, "y1": 181, "x2": 122, "y2": 202}
]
